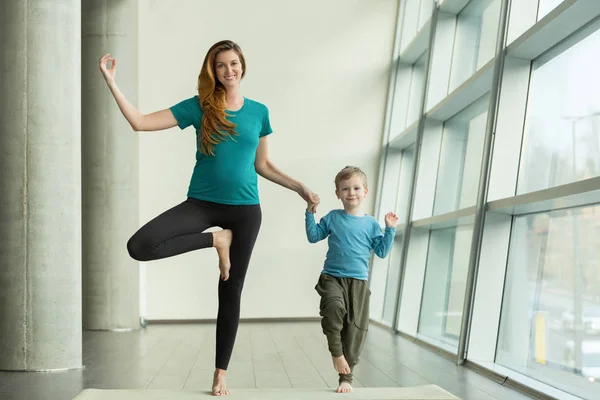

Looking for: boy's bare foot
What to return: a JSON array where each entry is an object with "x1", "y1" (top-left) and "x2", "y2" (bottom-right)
[
  {"x1": 332, "y1": 355, "x2": 351, "y2": 375},
  {"x1": 212, "y1": 369, "x2": 229, "y2": 396},
  {"x1": 213, "y1": 230, "x2": 233, "y2": 281},
  {"x1": 336, "y1": 381, "x2": 352, "y2": 393}
]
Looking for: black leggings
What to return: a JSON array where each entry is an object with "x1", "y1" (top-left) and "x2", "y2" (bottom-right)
[{"x1": 126, "y1": 197, "x2": 262, "y2": 370}]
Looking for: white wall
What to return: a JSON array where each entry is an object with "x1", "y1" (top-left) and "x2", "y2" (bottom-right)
[{"x1": 136, "y1": 0, "x2": 398, "y2": 319}]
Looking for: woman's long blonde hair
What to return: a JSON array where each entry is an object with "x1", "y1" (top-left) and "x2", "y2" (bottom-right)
[{"x1": 197, "y1": 40, "x2": 246, "y2": 156}]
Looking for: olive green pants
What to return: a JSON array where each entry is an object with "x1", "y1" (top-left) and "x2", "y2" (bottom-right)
[{"x1": 315, "y1": 273, "x2": 370, "y2": 384}]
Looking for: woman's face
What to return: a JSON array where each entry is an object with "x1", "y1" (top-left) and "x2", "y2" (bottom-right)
[{"x1": 214, "y1": 50, "x2": 243, "y2": 88}]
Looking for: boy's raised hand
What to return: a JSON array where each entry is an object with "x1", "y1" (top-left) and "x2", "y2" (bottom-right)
[
  {"x1": 385, "y1": 212, "x2": 399, "y2": 228},
  {"x1": 307, "y1": 201, "x2": 318, "y2": 213}
]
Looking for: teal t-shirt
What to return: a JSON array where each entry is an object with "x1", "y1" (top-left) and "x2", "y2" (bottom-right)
[
  {"x1": 170, "y1": 96, "x2": 272, "y2": 205},
  {"x1": 305, "y1": 209, "x2": 396, "y2": 280}
]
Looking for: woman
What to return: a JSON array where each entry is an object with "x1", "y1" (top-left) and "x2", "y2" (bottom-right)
[{"x1": 99, "y1": 40, "x2": 319, "y2": 396}]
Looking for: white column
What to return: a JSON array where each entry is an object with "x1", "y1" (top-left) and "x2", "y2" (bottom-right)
[
  {"x1": 0, "y1": 0, "x2": 82, "y2": 370},
  {"x1": 82, "y1": 0, "x2": 140, "y2": 330}
]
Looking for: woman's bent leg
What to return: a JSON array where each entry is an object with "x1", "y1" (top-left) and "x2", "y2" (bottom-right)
[{"x1": 126, "y1": 199, "x2": 215, "y2": 261}]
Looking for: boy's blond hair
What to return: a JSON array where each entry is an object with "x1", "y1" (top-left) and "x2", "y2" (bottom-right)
[{"x1": 334, "y1": 166, "x2": 368, "y2": 190}]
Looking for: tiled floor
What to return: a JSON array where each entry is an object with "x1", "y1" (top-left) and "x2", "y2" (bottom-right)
[{"x1": 0, "y1": 322, "x2": 536, "y2": 400}]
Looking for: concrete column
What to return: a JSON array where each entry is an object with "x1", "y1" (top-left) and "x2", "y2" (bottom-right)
[
  {"x1": 0, "y1": 0, "x2": 82, "y2": 370},
  {"x1": 82, "y1": 0, "x2": 140, "y2": 330}
]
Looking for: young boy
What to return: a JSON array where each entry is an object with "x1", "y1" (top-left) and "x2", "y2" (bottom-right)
[{"x1": 305, "y1": 166, "x2": 398, "y2": 393}]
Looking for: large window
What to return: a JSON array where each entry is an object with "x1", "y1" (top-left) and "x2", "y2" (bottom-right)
[
  {"x1": 497, "y1": 205, "x2": 600, "y2": 399},
  {"x1": 517, "y1": 28, "x2": 600, "y2": 195},
  {"x1": 373, "y1": 1, "x2": 600, "y2": 398}
]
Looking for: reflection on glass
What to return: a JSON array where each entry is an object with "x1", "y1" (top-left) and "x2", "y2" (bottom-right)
[
  {"x1": 433, "y1": 96, "x2": 488, "y2": 215},
  {"x1": 418, "y1": 224, "x2": 474, "y2": 348},
  {"x1": 538, "y1": 0, "x2": 565, "y2": 20},
  {"x1": 517, "y1": 28, "x2": 600, "y2": 194},
  {"x1": 497, "y1": 205, "x2": 600, "y2": 400},
  {"x1": 448, "y1": 0, "x2": 502, "y2": 92}
]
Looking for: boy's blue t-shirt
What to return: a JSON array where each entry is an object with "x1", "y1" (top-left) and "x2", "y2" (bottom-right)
[
  {"x1": 170, "y1": 96, "x2": 272, "y2": 205},
  {"x1": 305, "y1": 209, "x2": 396, "y2": 280}
]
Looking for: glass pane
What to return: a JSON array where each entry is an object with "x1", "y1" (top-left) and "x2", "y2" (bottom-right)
[
  {"x1": 396, "y1": 145, "x2": 415, "y2": 223},
  {"x1": 378, "y1": 150, "x2": 403, "y2": 222},
  {"x1": 389, "y1": 63, "x2": 413, "y2": 136},
  {"x1": 390, "y1": 54, "x2": 427, "y2": 136},
  {"x1": 418, "y1": 0, "x2": 435, "y2": 31},
  {"x1": 370, "y1": 253, "x2": 391, "y2": 324},
  {"x1": 382, "y1": 146, "x2": 415, "y2": 326},
  {"x1": 433, "y1": 96, "x2": 488, "y2": 215},
  {"x1": 400, "y1": 0, "x2": 422, "y2": 51},
  {"x1": 406, "y1": 54, "x2": 427, "y2": 127},
  {"x1": 448, "y1": 0, "x2": 502, "y2": 92},
  {"x1": 382, "y1": 238, "x2": 404, "y2": 326},
  {"x1": 418, "y1": 224, "x2": 474, "y2": 347},
  {"x1": 370, "y1": 150, "x2": 404, "y2": 323},
  {"x1": 538, "y1": 0, "x2": 565, "y2": 20},
  {"x1": 497, "y1": 205, "x2": 600, "y2": 400},
  {"x1": 517, "y1": 28, "x2": 600, "y2": 194}
]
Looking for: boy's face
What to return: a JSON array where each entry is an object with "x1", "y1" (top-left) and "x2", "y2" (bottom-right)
[{"x1": 335, "y1": 175, "x2": 368, "y2": 209}]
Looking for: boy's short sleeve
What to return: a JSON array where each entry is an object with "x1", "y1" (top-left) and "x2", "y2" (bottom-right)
[
  {"x1": 169, "y1": 96, "x2": 201, "y2": 130},
  {"x1": 260, "y1": 106, "x2": 273, "y2": 138}
]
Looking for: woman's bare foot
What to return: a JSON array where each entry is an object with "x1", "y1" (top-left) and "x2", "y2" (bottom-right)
[
  {"x1": 212, "y1": 369, "x2": 229, "y2": 396},
  {"x1": 212, "y1": 230, "x2": 233, "y2": 281},
  {"x1": 336, "y1": 381, "x2": 352, "y2": 393},
  {"x1": 332, "y1": 355, "x2": 351, "y2": 375}
]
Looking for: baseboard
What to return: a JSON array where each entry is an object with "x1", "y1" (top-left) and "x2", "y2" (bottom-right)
[
  {"x1": 463, "y1": 360, "x2": 559, "y2": 400},
  {"x1": 369, "y1": 319, "x2": 392, "y2": 330},
  {"x1": 147, "y1": 317, "x2": 321, "y2": 324},
  {"x1": 395, "y1": 331, "x2": 457, "y2": 362},
  {"x1": 388, "y1": 329, "x2": 559, "y2": 400}
]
